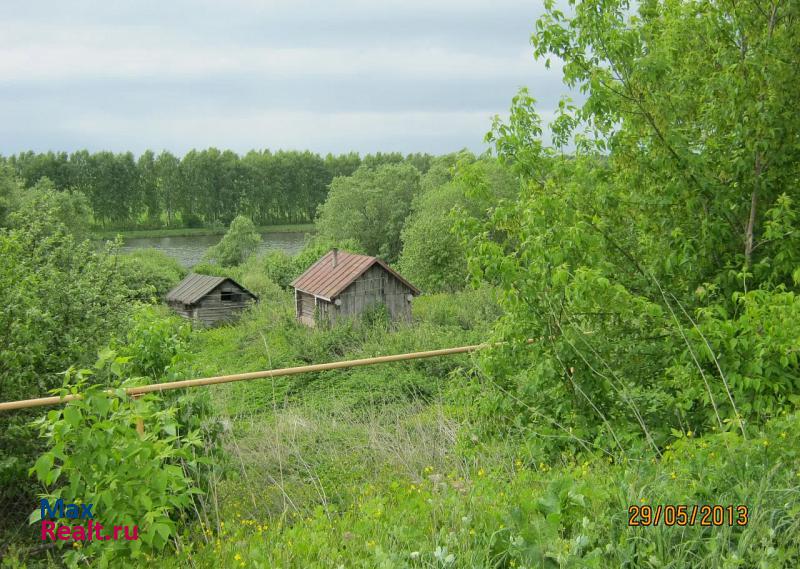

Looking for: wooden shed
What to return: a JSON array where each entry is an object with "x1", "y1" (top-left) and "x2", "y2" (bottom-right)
[
  {"x1": 166, "y1": 273, "x2": 257, "y2": 326},
  {"x1": 291, "y1": 249, "x2": 420, "y2": 327}
]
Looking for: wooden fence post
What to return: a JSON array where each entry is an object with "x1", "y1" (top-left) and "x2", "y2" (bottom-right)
[{"x1": 132, "y1": 395, "x2": 144, "y2": 436}]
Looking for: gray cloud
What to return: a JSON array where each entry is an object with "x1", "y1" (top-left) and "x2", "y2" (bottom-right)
[{"x1": 0, "y1": 0, "x2": 570, "y2": 156}]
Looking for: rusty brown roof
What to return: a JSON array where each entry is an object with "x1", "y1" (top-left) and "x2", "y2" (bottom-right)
[
  {"x1": 166, "y1": 273, "x2": 256, "y2": 305},
  {"x1": 290, "y1": 250, "x2": 420, "y2": 300}
]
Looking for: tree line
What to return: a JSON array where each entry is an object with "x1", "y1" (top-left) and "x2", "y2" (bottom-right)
[{"x1": 0, "y1": 150, "x2": 435, "y2": 229}]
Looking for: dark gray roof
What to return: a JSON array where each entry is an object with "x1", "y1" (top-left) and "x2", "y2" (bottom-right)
[{"x1": 166, "y1": 273, "x2": 255, "y2": 305}]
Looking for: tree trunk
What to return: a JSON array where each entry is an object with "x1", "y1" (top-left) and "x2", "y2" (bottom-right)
[{"x1": 744, "y1": 154, "x2": 761, "y2": 269}]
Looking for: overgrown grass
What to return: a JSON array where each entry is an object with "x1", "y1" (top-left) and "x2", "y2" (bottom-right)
[
  {"x1": 6, "y1": 286, "x2": 797, "y2": 568},
  {"x1": 151, "y1": 287, "x2": 796, "y2": 568},
  {"x1": 154, "y1": 403, "x2": 800, "y2": 569}
]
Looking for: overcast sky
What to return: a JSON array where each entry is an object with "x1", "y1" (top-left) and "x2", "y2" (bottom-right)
[{"x1": 0, "y1": 0, "x2": 567, "y2": 157}]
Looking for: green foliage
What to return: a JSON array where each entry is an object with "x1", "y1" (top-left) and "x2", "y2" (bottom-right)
[
  {"x1": 116, "y1": 248, "x2": 187, "y2": 301},
  {"x1": 203, "y1": 215, "x2": 262, "y2": 267},
  {"x1": 220, "y1": 237, "x2": 366, "y2": 292},
  {"x1": 152, "y1": 409, "x2": 799, "y2": 569},
  {"x1": 532, "y1": 0, "x2": 800, "y2": 292},
  {"x1": 456, "y1": 0, "x2": 800, "y2": 451},
  {"x1": 1, "y1": 173, "x2": 92, "y2": 238},
  {"x1": 182, "y1": 212, "x2": 203, "y2": 228},
  {"x1": 114, "y1": 307, "x2": 224, "y2": 510},
  {"x1": 6, "y1": 3, "x2": 800, "y2": 566},
  {"x1": 257, "y1": 250, "x2": 300, "y2": 289},
  {"x1": 0, "y1": 224, "x2": 129, "y2": 403},
  {"x1": 412, "y1": 286, "x2": 503, "y2": 331},
  {"x1": 0, "y1": 210, "x2": 131, "y2": 521},
  {"x1": 30, "y1": 358, "x2": 202, "y2": 567},
  {"x1": 418, "y1": 152, "x2": 469, "y2": 193},
  {"x1": 669, "y1": 288, "x2": 800, "y2": 429},
  {"x1": 113, "y1": 306, "x2": 192, "y2": 381},
  {"x1": 0, "y1": 164, "x2": 18, "y2": 226},
  {"x1": 188, "y1": 286, "x2": 497, "y2": 418},
  {"x1": 400, "y1": 159, "x2": 517, "y2": 292},
  {"x1": 400, "y1": 184, "x2": 468, "y2": 292},
  {"x1": 231, "y1": 257, "x2": 287, "y2": 299},
  {"x1": 5, "y1": 149, "x2": 436, "y2": 231},
  {"x1": 359, "y1": 302, "x2": 390, "y2": 329},
  {"x1": 316, "y1": 163, "x2": 421, "y2": 262}
]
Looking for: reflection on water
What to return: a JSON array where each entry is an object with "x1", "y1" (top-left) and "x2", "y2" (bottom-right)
[{"x1": 117, "y1": 232, "x2": 308, "y2": 267}]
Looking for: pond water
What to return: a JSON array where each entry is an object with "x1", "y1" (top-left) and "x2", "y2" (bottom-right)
[{"x1": 118, "y1": 232, "x2": 308, "y2": 267}]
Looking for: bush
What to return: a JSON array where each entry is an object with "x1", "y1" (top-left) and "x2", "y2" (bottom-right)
[
  {"x1": 259, "y1": 250, "x2": 300, "y2": 289},
  {"x1": 203, "y1": 215, "x2": 262, "y2": 267},
  {"x1": 113, "y1": 305, "x2": 192, "y2": 381},
  {"x1": 116, "y1": 248, "x2": 187, "y2": 301},
  {"x1": 668, "y1": 288, "x2": 800, "y2": 432},
  {"x1": 30, "y1": 357, "x2": 202, "y2": 567},
  {"x1": 0, "y1": 216, "x2": 130, "y2": 527},
  {"x1": 413, "y1": 286, "x2": 502, "y2": 331},
  {"x1": 399, "y1": 159, "x2": 517, "y2": 293},
  {"x1": 182, "y1": 213, "x2": 203, "y2": 228}
]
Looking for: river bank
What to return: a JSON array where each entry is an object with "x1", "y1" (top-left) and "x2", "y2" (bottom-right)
[{"x1": 92, "y1": 223, "x2": 315, "y2": 240}]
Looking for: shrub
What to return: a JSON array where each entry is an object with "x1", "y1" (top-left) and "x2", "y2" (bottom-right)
[
  {"x1": 668, "y1": 287, "x2": 800, "y2": 432},
  {"x1": 113, "y1": 305, "x2": 192, "y2": 381},
  {"x1": 259, "y1": 250, "x2": 299, "y2": 289},
  {"x1": 399, "y1": 159, "x2": 516, "y2": 293},
  {"x1": 29, "y1": 357, "x2": 203, "y2": 568},
  {"x1": 203, "y1": 215, "x2": 262, "y2": 267},
  {"x1": 116, "y1": 248, "x2": 186, "y2": 301},
  {"x1": 0, "y1": 217, "x2": 130, "y2": 526},
  {"x1": 182, "y1": 213, "x2": 203, "y2": 228}
]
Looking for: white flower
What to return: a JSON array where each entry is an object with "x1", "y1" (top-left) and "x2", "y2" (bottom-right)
[{"x1": 433, "y1": 546, "x2": 455, "y2": 565}]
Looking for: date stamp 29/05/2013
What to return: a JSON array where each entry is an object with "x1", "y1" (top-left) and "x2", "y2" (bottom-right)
[{"x1": 628, "y1": 505, "x2": 749, "y2": 527}]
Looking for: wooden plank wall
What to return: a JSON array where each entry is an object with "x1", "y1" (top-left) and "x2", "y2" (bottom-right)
[
  {"x1": 297, "y1": 291, "x2": 316, "y2": 327},
  {"x1": 295, "y1": 266, "x2": 414, "y2": 327},
  {"x1": 334, "y1": 265, "x2": 412, "y2": 324},
  {"x1": 188, "y1": 282, "x2": 253, "y2": 327}
]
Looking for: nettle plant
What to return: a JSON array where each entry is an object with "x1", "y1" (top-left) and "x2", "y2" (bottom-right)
[{"x1": 29, "y1": 354, "x2": 204, "y2": 568}]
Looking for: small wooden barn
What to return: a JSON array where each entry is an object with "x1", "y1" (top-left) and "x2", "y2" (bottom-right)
[
  {"x1": 166, "y1": 273, "x2": 257, "y2": 326},
  {"x1": 291, "y1": 249, "x2": 420, "y2": 327}
]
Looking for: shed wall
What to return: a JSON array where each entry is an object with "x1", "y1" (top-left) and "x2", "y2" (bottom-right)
[
  {"x1": 297, "y1": 291, "x2": 317, "y2": 327},
  {"x1": 173, "y1": 281, "x2": 254, "y2": 326},
  {"x1": 333, "y1": 265, "x2": 412, "y2": 324}
]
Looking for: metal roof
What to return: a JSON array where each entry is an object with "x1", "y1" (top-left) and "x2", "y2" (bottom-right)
[
  {"x1": 165, "y1": 273, "x2": 255, "y2": 305},
  {"x1": 290, "y1": 249, "x2": 420, "y2": 301}
]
